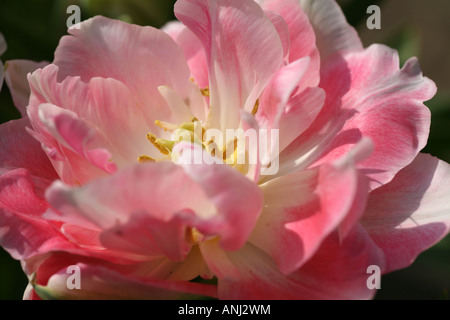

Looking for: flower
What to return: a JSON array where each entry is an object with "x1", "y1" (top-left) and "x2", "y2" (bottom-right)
[{"x1": 0, "y1": 0, "x2": 449, "y2": 300}]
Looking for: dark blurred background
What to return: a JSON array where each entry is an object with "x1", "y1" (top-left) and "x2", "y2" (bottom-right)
[{"x1": 0, "y1": 0, "x2": 449, "y2": 300}]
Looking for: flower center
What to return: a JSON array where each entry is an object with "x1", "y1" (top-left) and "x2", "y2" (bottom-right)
[{"x1": 138, "y1": 117, "x2": 248, "y2": 171}]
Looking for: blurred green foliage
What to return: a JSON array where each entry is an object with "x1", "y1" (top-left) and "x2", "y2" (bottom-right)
[{"x1": 0, "y1": 0, "x2": 449, "y2": 300}]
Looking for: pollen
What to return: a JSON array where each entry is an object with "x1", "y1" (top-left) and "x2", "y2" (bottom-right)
[
  {"x1": 141, "y1": 117, "x2": 246, "y2": 171},
  {"x1": 154, "y1": 120, "x2": 178, "y2": 132},
  {"x1": 200, "y1": 86, "x2": 210, "y2": 97},
  {"x1": 146, "y1": 133, "x2": 174, "y2": 155},
  {"x1": 137, "y1": 155, "x2": 156, "y2": 163},
  {"x1": 251, "y1": 99, "x2": 260, "y2": 115},
  {"x1": 187, "y1": 227, "x2": 204, "y2": 245}
]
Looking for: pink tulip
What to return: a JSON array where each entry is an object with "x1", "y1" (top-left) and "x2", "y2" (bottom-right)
[{"x1": 1, "y1": 0, "x2": 449, "y2": 300}]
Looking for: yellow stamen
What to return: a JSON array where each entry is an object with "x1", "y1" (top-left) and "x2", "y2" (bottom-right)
[
  {"x1": 223, "y1": 138, "x2": 238, "y2": 161},
  {"x1": 155, "y1": 120, "x2": 178, "y2": 132},
  {"x1": 147, "y1": 133, "x2": 174, "y2": 155},
  {"x1": 251, "y1": 99, "x2": 260, "y2": 115},
  {"x1": 156, "y1": 138, "x2": 174, "y2": 152},
  {"x1": 206, "y1": 139, "x2": 218, "y2": 157},
  {"x1": 201, "y1": 86, "x2": 210, "y2": 97},
  {"x1": 179, "y1": 122, "x2": 195, "y2": 132},
  {"x1": 137, "y1": 155, "x2": 156, "y2": 163},
  {"x1": 187, "y1": 227, "x2": 204, "y2": 245}
]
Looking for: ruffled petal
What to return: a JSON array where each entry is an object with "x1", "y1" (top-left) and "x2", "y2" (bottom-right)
[
  {"x1": 175, "y1": 0, "x2": 284, "y2": 132},
  {"x1": 298, "y1": 0, "x2": 363, "y2": 60},
  {"x1": 0, "y1": 118, "x2": 56, "y2": 180},
  {"x1": 279, "y1": 45, "x2": 436, "y2": 190},
  {"x1": 0, "y1": 207, "x2": 76, "y2": 261},
  {"x1": 259, "y1": 0, "x2": 321, "y2": 86},
  {"x1": 201, "y1": 226, "x2": 384, "y2": 299},
  {"x1": 33, "y1": 263, "x2": 217, "y2": 300},
  {"x1": 4, "y1": 60, "x2": 48, "y2": 116},
  {"x1": 53, "y1": 16, "x2": 193, "y2": 129},
  {"x1": 250, "y1": 146, "x2": 368, "y2": 274},
  {"x1": 46, "y1": 157, "x2": 263, "y2": 261},
  {"x1": 28, "y1": 64, "x2": 156, "y2": 164},
  {"x1": 29, "y1": 103, "x2": 117, "y2": 184},
  {"x1": 362, "y1": 153, "x2": 450, "y2": 272}
]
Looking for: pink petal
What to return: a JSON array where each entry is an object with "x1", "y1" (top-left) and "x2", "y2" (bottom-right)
[
  {"x1": 258, "y1": 58, "x2": 311, "y2": 128},
  {"x1": 33, "y1": 263, "x2": 217, "y2": 300},
  {"x1": 99, "y1": 211, "x2": 192, "y2": 262},
  {"x1": 0, "y1": 208, "x2": 76, "y2": 260},
  {"x1": 46, "y1": 162, "x2": 211, "y2": 230},
  {"x1": 259, "y1": 0, "x2": 321, "y2": 87},
  {"x1": 292, "y1": 225, "x2": 386, "y2": 299},
  {"x1": 279, "y1": 45, "x2": 436, "y2": 190},
  {"x1": 0, "y1": 118, "x2": 56, "y2": 180},
  {"x1": 298, "y1": 0, "x2": 363, "y2": 61},
  {"x1": 257, "y1": 57, "x2": 325, "y2": 153},
  {"x1": 277, "y1": 87, "x2": 325, "y2": 152},
  {"x1": 250, "y1": 148, "x2": 368, "y2": 274},
  {"x1": 53, "y1": 16, "x2": 193, "y2": 129},
  {"x1": 175, "y1": 143, "x2": 264, "y2": 250},
  {"x1": 46, "y1": 158, "x2": 263, "y2": 259},
  {"x1": 201, "y1": 226, "x2": 384, "y2": 299},
  {"x1": 28, "y1": 64, "x2": 155, "y2": 164},
  {"x1": 60, "y1": 224, "x2": 104, "y2": 251},
  {"x1": 162, "y1": 21, "x2": 209, "y2": 89},
  {"x1": 362, "y1": 153, "x2": 450, "y2": 273},
  {"x1": 175, "y1": 0, "x2": 284, "y2": 131},
  {"x1": 0, "y1": 169, "x2": 48, "y2": 216},
  {"x1": 30, "y1": 103, "x2": 117, "y2": 184},
  {"x1": 4, "y1": 60, "x2": 48, "y2": 116},
  {"x1": 240, "y1": 111, "x2": 261, "y2": 182},
  {"x1": 264, "y1": 10, "x2": 290, "y2": 63}
]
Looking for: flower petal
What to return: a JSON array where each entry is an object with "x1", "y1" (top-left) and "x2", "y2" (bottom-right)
[
  {"x1": 46, "y1": 156, "x2": 263, "y2": 259},
  {"x1": 362, "y1": 153, "x2": 450, "y2": 272},
  {"x1": 257, "y1": 57, "x2": 325, "y2": 153},
  {"x1": 4, "y1": 60, "x2": 48, "y2": 116},
  {"x1": 259, "y1": 0, "x2": 321, "y2": 86},
  {"x1": 30, "y1": 103, "x2": 117, "y2": 184},
  {"x1": 53, "y1": 16, "x2": 192, "y2": 129},
  {"x1": 162, "y1": 21, "x2": 209, "y2": 89},
  {"x1": 0, "y1": 118, "x2": 56, "y2": 180},
  {"x1": 28, "y1": 64, "x2": 156, "y2": 164},
  {"x1": 175, "y1": 0, "x2": 284, "y2": 132},
  {"x1": 201, "y1": 226, "x2": 384, "y2": 299},
  {"x1": 0, "y1": 168, "x2": 48, "y2": 216},
  {"x1": 249, "y1": 147, "x2": 369, "y2": 274},
  {"x1": 99, "y1": 211, "x2": 192, "y2": 262},
  {"x1": 0, "y1": 207, "x2": 75, "y2": 261},
  {"x1": 33, "y1": 263, "x2": 217, "y2": 300},
  {"x1": 263, "y1": 10, "x2": 290, "y2": 63},
  {"x1": 298, "y1": 0, "x2": 363, "y2": 60},
  {"x1": 175, "y1": 143, "x2": 264, "y2": 251},
  {"x1": 279, "y1": 45, "x2": 436, "y2": 190}
]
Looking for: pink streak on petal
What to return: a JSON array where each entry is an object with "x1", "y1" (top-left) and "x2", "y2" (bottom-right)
[{"x1": 362, "y1": 153, "x2": 450, "y2": 272}]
